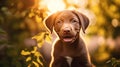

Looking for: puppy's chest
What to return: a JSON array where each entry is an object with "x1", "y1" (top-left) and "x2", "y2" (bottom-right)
[{"x1": 61, "y1": 46, "x2": 82, "y2": 57}]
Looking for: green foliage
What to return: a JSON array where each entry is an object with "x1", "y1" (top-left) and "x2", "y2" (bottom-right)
[
  {"x1": 20, "y1": 32, "x2": 51, "y2": 67},
  {"x1": 32, "y1": 32, "x2": 51, "y2": 48},
  {"x1": 88, "y1": 0, "x2": 120, "y2": 37},
  {"x1": 0, "y1": 0, "x2": 49, "y2": 67},
  {"x1": 107, "y1": 58, "x2": 120, "y2": 67},
  {"x1": 21, "y1": 46, "x2": 46, "y2": 67},
  {"x1": 0, "y1": 28, "x2": 6, "y2": 34}
]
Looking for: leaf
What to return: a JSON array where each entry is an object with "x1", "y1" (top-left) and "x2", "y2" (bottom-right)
[
  {"x1": 35, "y1": 15, "x2": 42, "y2": 23},
  {"x1": 37, "y1": 40, "x2": 44, "y2": 48},
  {"x1": 31, "y1": 47, "x2": 37, "y2": 53},
  {"x1": 34, "y1": 51, "x2": 42, "y2": 57},
  {"x1": 28, "y1": 64, "x2": 31, "y2": 67},
  {"x1": 32, "y1": 61, "x2": 39, "y2": 67},
  {"x1": 26, "y1": 56, "x2": 31, "y2": 62},
  {"x1": 32, "y1": 32, "x2": 45, "y2": 41},
  {"x1": 35, "y1": 52, "x2": 44, "y2": 66},
  {"x1": 45, "y1": 33, "x2": 52, "y2": 44},
  {"x1": 21, "y1": 50, "x2": 31, "y2": 56},
  {"x1": 29, "y1": 12, "x2": 34, "y2": 18},
  {"x1": 107, "y1": 58, "x2": 120, "y2": 66},
  {"x1": 37, "y1": 56, "x2": 43, "y2": 66}
]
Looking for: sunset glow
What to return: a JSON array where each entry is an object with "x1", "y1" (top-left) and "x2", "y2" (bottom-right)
[
  {"x1": 47, "y1": 0, "x2": 65, "y2": 13},
  {"x1": 39, "y1": 0, "x2": 66, "y2": 14}
]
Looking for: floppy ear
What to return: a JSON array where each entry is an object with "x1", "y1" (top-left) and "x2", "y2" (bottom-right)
[
  {"x1": 45, "y1": 11, "x2": 62, "y2": 33},
  {"x1": 72, "y1": 10, "x2": 89, "y2": 33},
  {"x1": 44, "y1": 13, "x2": 56, "y2": 33}
]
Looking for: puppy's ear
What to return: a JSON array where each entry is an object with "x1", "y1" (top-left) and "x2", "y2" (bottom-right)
[
  {"x1": 44, "y1": 14, "x2": 55, "y2": 33},
  {"x1": 72, "y1": 11, "x2": 89, "y2": 33},
  {"x1": 44, "y1": 12, "x2": 59, "y2": 33}
]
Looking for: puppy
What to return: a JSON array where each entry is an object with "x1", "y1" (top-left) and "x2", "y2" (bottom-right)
[{"x1": 44, "y1": 10, "x2": 92, "y2": 67}]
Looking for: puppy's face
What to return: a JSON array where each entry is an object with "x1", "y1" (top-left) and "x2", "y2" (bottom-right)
[
  {"x1": 54, "y1": 11, "x2": 80, "y2": 43},
  {"x1": 45, "y1": 10, "x2": 89, "y2": 44}
]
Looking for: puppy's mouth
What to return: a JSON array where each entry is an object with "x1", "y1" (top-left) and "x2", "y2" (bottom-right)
[{"x1": 62, "y1": 36, "x2": 74, "y2": 43}]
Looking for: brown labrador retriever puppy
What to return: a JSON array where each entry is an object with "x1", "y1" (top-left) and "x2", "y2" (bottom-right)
[{"x1": 45, "y1": 10, "x2": 92, "y2": 67}]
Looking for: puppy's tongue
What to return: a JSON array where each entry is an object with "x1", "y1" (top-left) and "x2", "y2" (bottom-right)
[{"x1": 63, "y1": 38, "x2": 73, "y2": 42}]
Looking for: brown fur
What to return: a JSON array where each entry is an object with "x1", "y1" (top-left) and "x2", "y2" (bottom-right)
[{"x1": 45, "y1": 10, "x2": 92, "y2": 67}]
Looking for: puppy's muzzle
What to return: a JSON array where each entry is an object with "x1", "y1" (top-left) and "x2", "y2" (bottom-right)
[{"x1": 63, "y1": 27, "x2": 71, "y2": 33}]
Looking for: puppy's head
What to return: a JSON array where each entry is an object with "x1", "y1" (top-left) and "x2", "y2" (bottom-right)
[{"x1": 44, "y1": 10, "x2": 89, "y2": 43}]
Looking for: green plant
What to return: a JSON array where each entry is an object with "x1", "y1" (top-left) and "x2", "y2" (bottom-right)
[{"x1": 107, "y1": 58, "x2": 120, "y2": 67}]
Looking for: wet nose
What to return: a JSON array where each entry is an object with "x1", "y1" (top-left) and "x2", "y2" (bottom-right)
[
  {"x1": 62, "y1": 23, "x2": 71, "y2": 33},
  {"x1": 63, "y1": 27, "x2": 70, "y2": 33}
]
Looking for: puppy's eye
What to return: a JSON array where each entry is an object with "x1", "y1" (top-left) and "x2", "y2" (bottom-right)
[
  {"x1": 71, "y1": 19, "x2": 78, "y2": 23},
  {"x1": 56, "y1": 20, "x2": 62, "y2": 24}
]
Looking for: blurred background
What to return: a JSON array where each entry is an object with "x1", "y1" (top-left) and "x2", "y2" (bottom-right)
[{"x1": 0, "y1": 0, "x2": 120, "y2": 67}]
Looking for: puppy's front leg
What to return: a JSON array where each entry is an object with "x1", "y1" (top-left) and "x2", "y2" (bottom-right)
[
  {"x1": 71, "y1": 56, "x2": 92, "y2": 67},
  {"x1": 50, "y1": 41, "x2": 69, "y2": 67},
  {"x1": 51, "y1": 56, "x2": 69, "y2": 67}
]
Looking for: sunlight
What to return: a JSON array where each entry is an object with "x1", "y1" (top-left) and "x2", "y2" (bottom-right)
[
  {"x1": 47, "y1": 0, "x2": 65, "y2": 13},
  {"x1": 112, "y1": 19, "x2": 119, "y2": 27},
  {"x1": 39, "y1": 0, "x2": 65, "y2": 14},
  {"x1": 39, "y1": 0, "x2": 95, "y2": 24},
  {"x1": 38, "y1": 0, "x2": 94, "y2": 16}
]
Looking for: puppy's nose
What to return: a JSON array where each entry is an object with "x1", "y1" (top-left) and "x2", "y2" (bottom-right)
[{"x1": 63, "y1": 28, "x2": 70, "y2": 33}]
